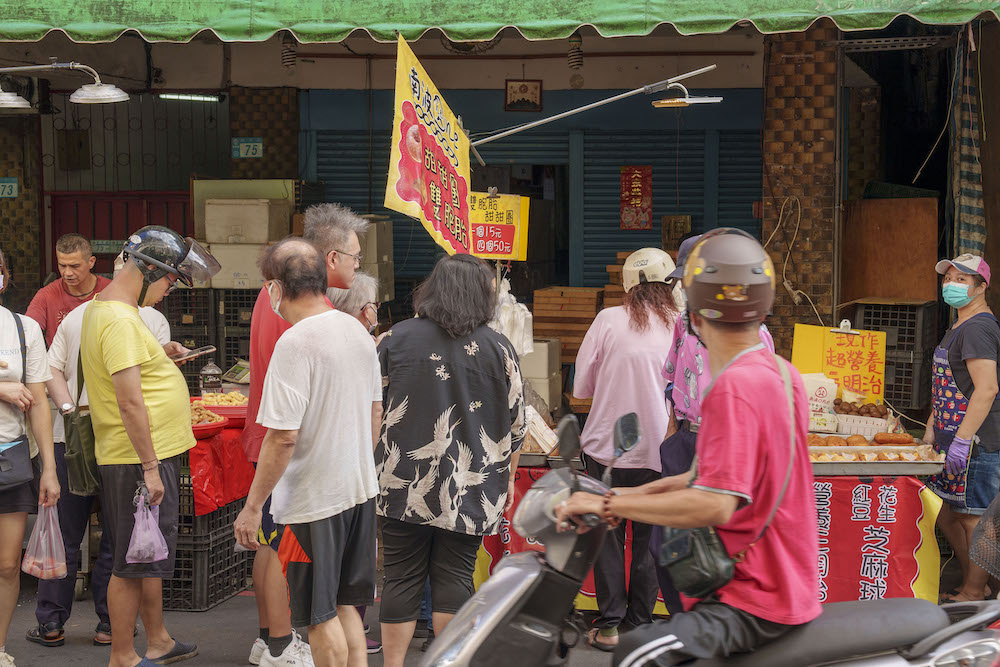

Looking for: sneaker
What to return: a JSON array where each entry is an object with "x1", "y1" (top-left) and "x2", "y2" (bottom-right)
[
  {"x1": 0, "y1": 652, "x2": 14, "y2": 667},
  {"x1": 260, "y1": 632, "x2": 314, "y2": 667},
  {"x1": 366, "y1": 638, "x2": 382, "y2": 654},
  {"x1": 363, "y1": 623, "x2": 370, "y2": 634},
  {"x1": 249, "y1": 638, "x2": 268, "y2": 665}
]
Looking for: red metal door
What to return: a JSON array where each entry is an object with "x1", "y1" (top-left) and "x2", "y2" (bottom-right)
[{"x1": 48, "y1": 191, "x2": 192, "y2": 276}]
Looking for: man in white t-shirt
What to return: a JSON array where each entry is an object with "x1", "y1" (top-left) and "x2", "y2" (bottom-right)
[
  {"x1": 29, "y1": 272, "x2": 174, "y2": 649},
  {"x1": 235, "y1": 238, "x2": 382, "y2": 667}
]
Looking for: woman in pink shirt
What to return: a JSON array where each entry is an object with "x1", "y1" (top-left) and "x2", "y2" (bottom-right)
[{"x1": 573, "y1": 248, "x2": 680, "y2": 651}]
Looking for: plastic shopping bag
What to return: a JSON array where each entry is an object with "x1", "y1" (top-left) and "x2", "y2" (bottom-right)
[
  {"x1": 126, "y1": 488, "x2": 169, "y2": 564},
  {"x1": 21, "y1": 504, "x2": 68, "y2": 580}
]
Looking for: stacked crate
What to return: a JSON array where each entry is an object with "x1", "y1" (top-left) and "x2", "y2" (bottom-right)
[
  {"x1": 216, "y1": 289, "x2": 258, "y2": 373},
  {"x1": 162, "y1": 452, "x2": 253, "y2": 611},
  {"x1": 532, "y1": 287, "x2": 603, "y2": 366},
  {"x1": 160, "y1": 290, "x2": 216, "y2": 393},
  {"x1": 853, "y1": 301, "x2": 936, "y2": 411},
  {"x1": 603, "y1": 251, "x2": 630, "y2": 309}
]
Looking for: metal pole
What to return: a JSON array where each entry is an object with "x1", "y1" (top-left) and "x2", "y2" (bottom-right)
[
  {"x1": 0, "y1": 62, "x2": 101, "y2": 83},
  {"x1": 471, "y1": 64, "x2": 717, "y2": 147}
]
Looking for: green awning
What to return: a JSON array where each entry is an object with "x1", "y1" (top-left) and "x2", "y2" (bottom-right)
[{"x1": 0, "y1": 0, "x2": 995, "y2": 43}]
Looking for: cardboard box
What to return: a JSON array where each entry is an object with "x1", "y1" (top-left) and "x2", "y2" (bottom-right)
[
  {"x1": 292, "y1": 213, "x2": 304, "y2": 236},
  {"x1": 192, "y1": 179, "x2": 296, "y2": 240},
  {"x1": 361, "y1": 260, "x2": 395, "y2": 303},
  {"x1": 205, "y1": 199, "x2": 291, "y2": 244},
  {"x1": 521, "y1": 338, "x2": 561, "y2": 379},
  {"x1": 527, "y1": 370, "x2": 562, "y2": 411},
  {"x1": 362, "y1": 219, "x2": 393, "y2": 265},
  {"x1": 208, "y1": 243, "x2": 267, "y2": 289}
]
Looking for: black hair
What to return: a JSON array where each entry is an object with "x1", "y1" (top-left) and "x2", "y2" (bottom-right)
[
  {"x1": 258, "y1": 237, "x2": 327, "y2": 300},
  {"x1": 413, "y1": 254, "x2": 497, "y2": 338}
]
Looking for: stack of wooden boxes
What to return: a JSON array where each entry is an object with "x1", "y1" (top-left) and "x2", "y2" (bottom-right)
[
  {"x1": 603, "y1": 251, "x2": 630, "y2": 309},
  {"x1": 532, "y1": 287, "x2": 603, "y2": 365}
]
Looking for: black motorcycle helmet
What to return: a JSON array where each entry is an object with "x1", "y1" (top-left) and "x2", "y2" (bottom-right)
[{"x1": 122, "y1": 226, "x2": 220, "y2": 303}]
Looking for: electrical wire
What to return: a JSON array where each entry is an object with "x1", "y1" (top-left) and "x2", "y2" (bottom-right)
[
  {"x1": 763, "y1": 196, "x2": 824, "y2": 326},
  {"x1": 912, "y1": 39, "x2": 962, "y2": 184},
  {"x1": 880, "y1": 397, "x2": 929, "y2": 428}
]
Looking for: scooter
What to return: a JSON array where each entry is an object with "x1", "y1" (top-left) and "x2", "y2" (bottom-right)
[{"x1": 421, "y1": 413, "x2": 1000, "y2": 667}]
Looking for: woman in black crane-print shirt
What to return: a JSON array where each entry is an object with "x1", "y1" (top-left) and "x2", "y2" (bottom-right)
[{"x1": 376, "y1": 254, "x2": 525, "y2": 667}]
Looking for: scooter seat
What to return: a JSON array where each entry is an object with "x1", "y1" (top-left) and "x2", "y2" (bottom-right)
[{"x1": 690, "y1": 598, "x2": 950, "y2": 667}]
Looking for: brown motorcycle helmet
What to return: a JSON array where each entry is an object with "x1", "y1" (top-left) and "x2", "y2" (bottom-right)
[{"x1": 682, "y1": 227, "x2": 776, "y2": 323}]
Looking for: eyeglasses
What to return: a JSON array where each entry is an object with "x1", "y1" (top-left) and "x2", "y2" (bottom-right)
[
  {"x1": 333, "y1": 249, "x2": 363, "y2": 268},
  {"x1": 165, "y1": 275, "x2": 180, "y2": 295},
  {"x1": 365, "y1": 302, "x2": 380, "y2": 314}
]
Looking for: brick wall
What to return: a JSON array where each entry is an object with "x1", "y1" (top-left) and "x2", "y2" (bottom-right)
[
  {"x1": 761, "y1": 21, "x2": 839, "y2": 356},
  {"x1": 228, "y1": 87, "x2": 299, "y2": 179},
  {"x1": 0, "y1": 117, "x2": 42, "y2": 314},
  {"x1": 847, "y1": 86, "x2": 883, "y2": 200}
]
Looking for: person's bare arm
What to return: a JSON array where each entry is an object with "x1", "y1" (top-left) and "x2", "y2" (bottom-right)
[
  {"x1": 46, "y1": 368, "x2": 74, "y2": 409},
  {"x1": 615, "y1": 471, "x2": 693, "y2": 496},
  {"x1": 234, "y1": 428, "x2": 299, "y2": 550},
  {"x1": 111, "y1": 365, "x2": 164, "y2": 504},
  {"x1": 956, "y1": 358, "x2": 1000, "y2": 442},
  {"x1": 557, "y1": 486, "x2": 739, "y2": 530},
  {"x1": 27, "y1": 382, "x2": 59, "y2": 506},
  {"x1": 372, "y1": 401, "x2": 383, "y2": 450}
]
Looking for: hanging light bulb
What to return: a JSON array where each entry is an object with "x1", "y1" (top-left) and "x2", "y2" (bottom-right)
[
  {"x1": 568, "y1": 34, "x2": 583, "y2": 70},
  {"x1": 281, "y1": 33, "x2": 298, "y2": 69}
]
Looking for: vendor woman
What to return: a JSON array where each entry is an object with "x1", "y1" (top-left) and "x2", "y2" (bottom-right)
[{"x1": 927, "y1": 254, "x2": 1000, "y2": 603}]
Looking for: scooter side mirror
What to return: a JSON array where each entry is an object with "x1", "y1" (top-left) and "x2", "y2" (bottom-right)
[
  {"x1": 555, "y1": 415, "x2": 581, "y2": 464},
  {"x1": 613, "y1": 413, "x2": 640, "y2": 458}
]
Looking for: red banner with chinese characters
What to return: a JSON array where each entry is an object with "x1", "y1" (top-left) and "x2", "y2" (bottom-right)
[
  {"x1": 620, "y1": 166, "x2": 652, "y2": 230},
  {"x1": 476, "y1": 469, "x2": 941, "y2": 611},
  {"x1": 816, "y1": 476, "x2": 940, "y2": 603}
]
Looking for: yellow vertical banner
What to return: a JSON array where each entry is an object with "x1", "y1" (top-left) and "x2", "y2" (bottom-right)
[{"x1": 384, "y1": 36, "x2": 472, "y2": 255}]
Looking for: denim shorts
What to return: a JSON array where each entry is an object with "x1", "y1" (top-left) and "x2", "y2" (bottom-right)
[{"x1": 964, "y1": 448, "x2": 1000, "y2": 515}]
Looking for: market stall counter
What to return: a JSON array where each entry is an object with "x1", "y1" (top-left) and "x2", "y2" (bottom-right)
[{"x1": 188, "y1": 391, "x2": 254, "y2": 516}]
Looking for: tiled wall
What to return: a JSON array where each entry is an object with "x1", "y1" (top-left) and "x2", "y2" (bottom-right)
[
  {"x1": 0, "y1": 117, "x2": 42, "y2": 314},
  {"x1": 761, "y1": 21, "x2": 839, "y2": 355},
  {"x1": 228, "y1": 87, "x2": 299, "y2": 179}
]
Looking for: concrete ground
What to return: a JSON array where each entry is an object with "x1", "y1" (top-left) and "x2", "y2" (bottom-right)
[{"x1": 6, "y1": 573, "x2": 615, "y2": 667}]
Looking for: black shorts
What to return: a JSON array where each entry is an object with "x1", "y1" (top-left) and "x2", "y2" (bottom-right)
[
  {"x1": 99, "y1": 455, "x2": 181, "y2": 579},
  {"x1": 0, "y1": 455, "x2": 40, "y2": 515},
  {"x1": 379, "y1": 516, "x2": 483, "y2": 623},
  {"x1": 277, "y1": 498, "x2": 376, "y2": 628},
  {"x1": 614, "y1": 600, "x2": 795, "y2": 666}
]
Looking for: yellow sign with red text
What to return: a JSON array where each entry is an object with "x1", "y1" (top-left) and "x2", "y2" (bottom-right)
[
  {"x1": 791, "y1": 324, "x2": 887, "y2": 403},
  {"x1": 384, "y1": 36, "x2": 472, "y2": 255},
  {"x1": 469, "y1": 192, "x2": 530, "y2": 261}
]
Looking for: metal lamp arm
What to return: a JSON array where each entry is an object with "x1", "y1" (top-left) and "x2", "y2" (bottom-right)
[{"x1": 0, "y1": 61, "x2": 102, "y2": 84}]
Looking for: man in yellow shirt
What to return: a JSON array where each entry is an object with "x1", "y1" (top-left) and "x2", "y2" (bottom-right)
[{"x1": 81, "y1": 226, "x2": 220, "y2": 667}]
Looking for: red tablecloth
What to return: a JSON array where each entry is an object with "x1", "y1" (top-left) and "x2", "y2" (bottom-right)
[
  {"x1": 479, "y1": 469, "x2": 942, "y2": 607},
  {"x1": 188, "y1": 427, "x2": 255, "y2": 516}
]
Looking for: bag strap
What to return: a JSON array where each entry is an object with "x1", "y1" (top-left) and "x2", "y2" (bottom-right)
[
  {"x1": 734, "y1": 354, "x2": 797, "y2": 561},
  {"x1": 75, "y1": 351, "x2": 84, "y2": 415},
  {"x1": 12, "y1": 312, "x2": 26, "y2": 432}
]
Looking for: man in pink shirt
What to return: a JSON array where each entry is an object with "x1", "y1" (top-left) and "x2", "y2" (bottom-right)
[
  {"x1": 27, "y1": 234, "x2": 111, "y2": 347},
  {"x1": 558, "y1": 229, "x2": 819, "y2": 666},
  {"x1": 241, "y1": 203, "x2": 368, "y2": 667}
]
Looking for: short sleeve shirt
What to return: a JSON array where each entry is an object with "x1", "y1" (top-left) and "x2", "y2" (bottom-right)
[
  {"x1": 26, "y1": 276, "x2": 111, "y2": 347},
  {"x1": 257, "y1": 310, "x2": 381, "y2": 525},
  {"x1": 942, "y1": 314, "x2": 1000, "y2": 445},
  {"x1": 0, "y1": 308, "x2": 51, "y2": 449},
  {"x1": 81, "y1": 299, "x2": 194, "y2": 465},
  {"x1": 692, "y1": 348, "x2": 821, "y2": 626}
]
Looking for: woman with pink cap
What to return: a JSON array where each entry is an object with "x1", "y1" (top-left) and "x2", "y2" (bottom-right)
[{"x1": 927, "y1": 253, "x2": 1000, "y2": 603}]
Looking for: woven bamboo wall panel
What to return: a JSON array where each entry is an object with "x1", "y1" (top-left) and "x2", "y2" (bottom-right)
[
  {"x1": 848, "y1": 87, "x2": 883, "y2": 200},
  {"x1": 228, "y1": 87, "x2": 299, "y2": 179},
  {"x1": 0, "y1": 117, "x2": 42, "y2": 313}
]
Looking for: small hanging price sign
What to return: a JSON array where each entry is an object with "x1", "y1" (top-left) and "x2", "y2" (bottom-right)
[
  {"x1": 0, "y1": 178, "x2": 18, "y2": 198},
  {"x1": 231, "y1": 138, "x2": 264, "y2": 159}
]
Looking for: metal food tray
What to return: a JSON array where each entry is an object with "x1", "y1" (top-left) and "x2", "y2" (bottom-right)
[
  {"x1": 811, "y1": 461, "x2": 944, "y2": 476},
  {"x1": 518, "y1": 453, "x2": 551, "y2": 468},
  {"x1": 548, "y1": 456, "x2": 584, "y2": 471}
]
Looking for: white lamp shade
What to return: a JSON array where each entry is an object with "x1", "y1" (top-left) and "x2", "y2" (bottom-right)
[
  {"x1": 0, "y1": 91, "x2": 31, "y2": 109},
  {"x1": 70, "y1": 83, "x2": 129, "y2": 104}
]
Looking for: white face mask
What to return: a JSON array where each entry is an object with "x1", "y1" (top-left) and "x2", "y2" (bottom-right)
[
  {"x1": 267, "y1": 281, "x2": 285, "y2": 321},
  {"x1": 0, "y1": 273, "x2": 4, "y2": 292}
]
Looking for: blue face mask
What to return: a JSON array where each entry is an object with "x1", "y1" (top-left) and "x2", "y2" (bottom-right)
[{"x1": 942, "y1": 282, "x2": 976, "y2": 309}]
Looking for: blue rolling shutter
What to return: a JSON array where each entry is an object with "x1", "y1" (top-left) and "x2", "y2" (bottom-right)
[
  {"x1": 582, "y1": 131, "x2": 706, "y2": 287},
  {"x1": 314, "y1": 130, "x2": 439, "y2": 279},
  {"x1": 718, "y1": 131, "x2": 763, "y2": 237},
  {"x1": 473, "y1": 134, "x2": 569, "y2": 165}
]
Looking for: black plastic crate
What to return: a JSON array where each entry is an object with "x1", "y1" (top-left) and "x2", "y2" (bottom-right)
[
  {"x1": 220, "y1": 326, "x2": 251, "y2": 371},
  {"x1": 170, "y1": 326, "x2": 218, "y2": 394},
  {"x1": 855, "y1": 302, "x2": 937, "y2": 353},
  {"x1": 161, "y1": 289, "x2": 215, "y2": 329},
  {"x1": 884, "y1": 351, "x2": 932, "y2": 411},
  {"x1": 162, "y1": 531, "x2": 252, "y2": 612},
  {"x1": 216, "y1": 289, "x2": 259, "y2": 328}
]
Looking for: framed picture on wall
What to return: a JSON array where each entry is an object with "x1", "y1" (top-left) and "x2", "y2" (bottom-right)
[{"x1": 505, "y1": 80, "x2": 543, "y2": 112}]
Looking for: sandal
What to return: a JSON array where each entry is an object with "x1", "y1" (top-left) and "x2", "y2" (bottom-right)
[
  {"x1": 26, "y1": 622, "x2": 64, "y2": 647},
  {"x1": 148, "y1": 639, "x2": 198, "y2": 665},
  {"x1": 587, "y1": 628, "x2": 618, "y2": 653},
  {"x1": 94, "y1": 622, "x2": 113, "y2": 647}
]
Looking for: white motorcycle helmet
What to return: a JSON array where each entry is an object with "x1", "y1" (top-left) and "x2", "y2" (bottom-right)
[{"x1": 622, "y1": 248, "x2": 677, "y2": 293}]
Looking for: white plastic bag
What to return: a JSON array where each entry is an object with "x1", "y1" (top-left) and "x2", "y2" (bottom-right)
[
  {"x1": 802, "y1": 373, "x2": 838, "y2": 414},
  {"x1": 22, "y1": 505, "x2": 68, "y2": 580},
  {"x1": 126, "y1": 496, "x2": 168, "y2": 564},
  {"x1": 488, "y1": 278, "x2": 534, "y2": 358}
]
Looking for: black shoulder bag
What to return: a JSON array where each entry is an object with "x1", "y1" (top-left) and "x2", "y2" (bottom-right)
[
  {"x1": 0, "y1": 312, "x2": 35, "y2": 490},
  {"x1": 658, "y1": 354, "x2": 797, "y2": 599}
]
